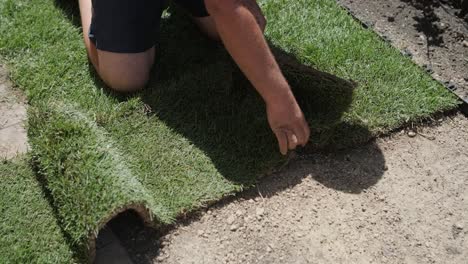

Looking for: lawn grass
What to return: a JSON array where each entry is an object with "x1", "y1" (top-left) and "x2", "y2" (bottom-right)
[
  {"x1": 0, "y1": 158, "x2": 76, "y2": 263},
  {"x1": 0, "y1": 0, "x2": 459, "y2": 261}
]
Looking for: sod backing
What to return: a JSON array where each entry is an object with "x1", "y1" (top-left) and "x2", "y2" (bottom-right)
[{"x1": 0, "y1": 0, "x2": 459, "y2": 261}]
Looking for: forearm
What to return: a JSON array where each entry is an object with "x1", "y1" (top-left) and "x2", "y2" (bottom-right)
[{"x1": 206, "y1": 1, "x2": 294, "y2": 105}]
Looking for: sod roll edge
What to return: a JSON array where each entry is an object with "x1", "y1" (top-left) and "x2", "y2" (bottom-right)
[{"x1": 0, "y1": 158, "x2": 76, "y2": 263}]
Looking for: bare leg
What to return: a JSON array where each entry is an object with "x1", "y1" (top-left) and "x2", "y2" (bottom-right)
[
  {"x1": 78, "y1": 0, "x2": 155, "y2": 92},
  {"x1": 78, "y1": 0, "x2": 99, "y2": 68}
]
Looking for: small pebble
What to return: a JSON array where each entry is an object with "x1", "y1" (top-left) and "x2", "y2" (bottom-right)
[
  {"x1": 402, "y1": 48, "x2": 413, "y2": 57},
  {"x1": 463, "y1": 40, "x2": 468, "y2": 47},
  {"x1": 408, "y1": 131, "x2": 417, "y2": 137},
  {"x1": 364, "y1": 21, "x2": 374, "y2": 28},
  {"x1": 227, "y1": 215, "x2": 236, "y2": 225},
  {"x1": 230, "y1": 224, "x2": 239, "y2": 231},
  {"x1": 423, "y1": 64, "x2": 433, "y2": 74},
  {"x1": 256, "y1": 207, "x2": 265, "y2": 218},
  {"x1": 454, "y1": 222, "x2": 464, "y2": 230}
]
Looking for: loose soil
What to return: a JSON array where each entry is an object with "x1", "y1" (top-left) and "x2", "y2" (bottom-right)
[
  {"x1": 110, "y1": 113, "x2": 468, "y2": 264},
  {"x1": 338, "y1": 0, "x2": 468, "y2": 103}
]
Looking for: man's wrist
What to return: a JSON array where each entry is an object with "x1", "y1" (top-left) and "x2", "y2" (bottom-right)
[{"x1": 262, "y1": 83, "x2": 296, "y2": 107}]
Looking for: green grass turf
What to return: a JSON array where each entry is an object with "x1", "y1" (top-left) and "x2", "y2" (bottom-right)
[
  {"x1": 0, "y1": 158, "x2": 76, "y2": 263},
  {"x1": 0, "y1": 0, "x2": 459, "y2": 261}
]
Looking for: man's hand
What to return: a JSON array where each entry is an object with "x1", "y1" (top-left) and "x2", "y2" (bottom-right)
[
  {"x1": 204, "y1": 0, "x2": 310, "y2": 154},
  {"x1": 266, "y1": 93, "x2": 310, "y2": 155}
]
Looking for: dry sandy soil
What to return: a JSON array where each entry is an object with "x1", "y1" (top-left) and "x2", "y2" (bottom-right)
[
  {"x1": 108, "y1": 113, "x2": 468, "y2": 264},
  {"x1": 338, "y1": 0, "x2": 468, "y2": 103}
]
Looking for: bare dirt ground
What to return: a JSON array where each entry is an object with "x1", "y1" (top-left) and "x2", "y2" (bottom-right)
[
  {"x1": 109, "y1": 113, "x2": 468, "y2": 264},
  {"x1": 338, "y1": 0, "x2": 468, "y2": 103},
  {"x1": 0, "y1": 65, "x2": 28, "y2": 159}
]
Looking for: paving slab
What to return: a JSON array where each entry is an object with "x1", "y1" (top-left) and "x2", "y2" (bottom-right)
[
  {"x1": 0, "y1": 65, "x2": 28, "y2": 159},
  {"x1": 95, "y1": 228, "x2": 134, "y2": 264}
]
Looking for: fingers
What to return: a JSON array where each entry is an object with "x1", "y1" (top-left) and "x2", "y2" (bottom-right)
[
  {"x1": 293, "y1": 124, "x2": 307, "y2": 147},
  {"x1": 291, "y1": 119, "x2": 310, "y2": 147},
  {"x1": 274, "y1": 120, "x2": 311, "y2": 155},
  {"x1": 285, "y1": 130, "x2": 298, "y2": 150},
  {"x1": 273, "y1": 130, "x2": 288, "y2": 155}
]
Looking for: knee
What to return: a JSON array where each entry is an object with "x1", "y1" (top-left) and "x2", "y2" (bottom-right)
[
  {"x1": 101, "y1": 67, "x2": 151, "y2": 93},
  {"x1": 97, "y1": 50, "x2": 154, "y2": 93}
]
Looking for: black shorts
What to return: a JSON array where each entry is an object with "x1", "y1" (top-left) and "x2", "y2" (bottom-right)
[{"x1": 89, "y1": 0, "x2": 209, "y2": 53}]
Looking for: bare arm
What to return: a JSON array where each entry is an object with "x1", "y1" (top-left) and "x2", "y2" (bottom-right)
[{"x1": 205, "y1": 0, "x2": 310, "y2": 154}]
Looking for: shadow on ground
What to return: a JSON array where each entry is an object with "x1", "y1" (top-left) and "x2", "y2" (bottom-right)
[
  {"x1": 54, "y1": 0, "x2": 380, "y2": 185},
  {"x1": 403, "y1": 0, "x2": 446, "y2": 46},
  {"x1": 105, "y1": 7, "x2": 386, "y2": 263},
  {"x1": 108, "y1": 141, "x2": 386, "y2": 264},
  {"x1": 137, "y1": 5, "x2": 372, "y2": 185},
  {"x1": 53, "y1": 1, "x2": 387, "y2": 263},
  {"x1": 402, "y1": 0, "x2": 468, "y2": 49}
]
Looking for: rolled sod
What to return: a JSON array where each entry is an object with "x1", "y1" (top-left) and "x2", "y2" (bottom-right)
[
  {"x1": 0, "y1": 0, "x2": 458, "y2": 261},
  {"x1": 0, "y1": 158, "x2": 75, "y2": 263}
]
